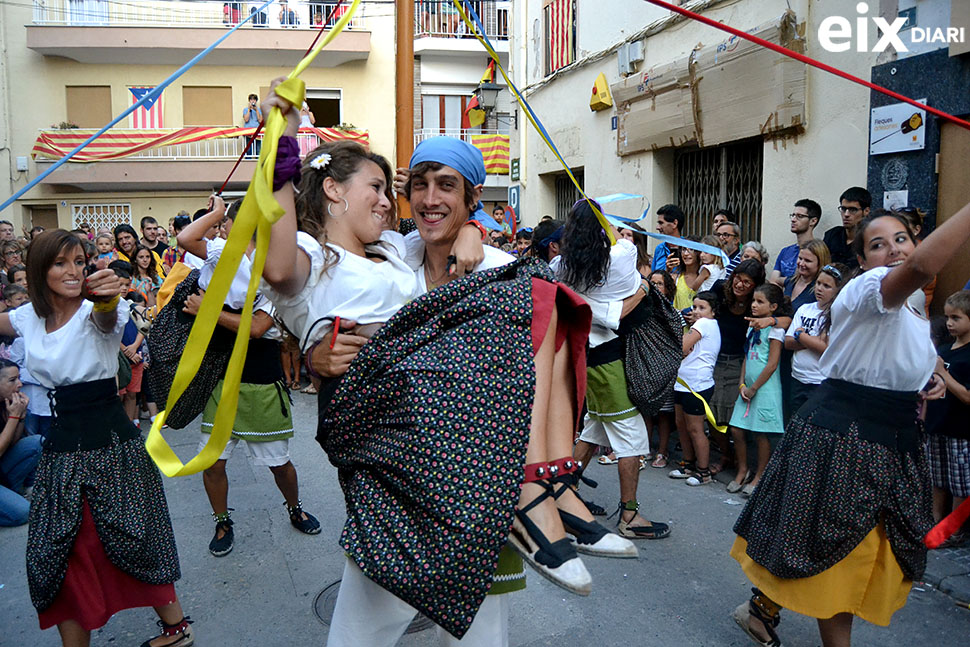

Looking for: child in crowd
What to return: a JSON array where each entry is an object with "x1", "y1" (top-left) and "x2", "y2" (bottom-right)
[
  {"x1": 699, "y1": 235, "x2": 725, "y2": 291},
  {"x1": 647, "y1": 269, "x2": 678, "y2": 468},
  {"x1": 108, "y1": 260, "x2": 134, "y2": 296},
  {"x1": 7, "y1": 264, "x2": 26, "y2": 288},
  {"x1": 514, "y1": 229, "x2": 533, "y2": 255},
  {"x1": 925, "y1": 290, "x2": 970, "y2": 545},
  {"x1": 0, "y1": 358, "x2": 41, "y2": 527},
  {"x1": 727, "y1": 283, "x2": 791, "y2": 496},
  {"x1": 4, "y1": 285, "x2": 29, "y2": 310},
  {"x1": 672, "y1": 291, "x2": 721, "y2": 486},
  {"x1": 784, "y1": 263, "x2": 848, "y2": 412},
  {"x1": 95, "y1": 232, "x2": 118, "y2": 263}
]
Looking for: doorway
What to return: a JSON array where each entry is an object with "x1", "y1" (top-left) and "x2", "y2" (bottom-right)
[{"x1": 932, "y1": 121, "x2": 970, "y2": 316}]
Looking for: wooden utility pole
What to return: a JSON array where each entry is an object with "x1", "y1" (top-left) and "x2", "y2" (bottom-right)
[{"x1": 395, "y1": 0, "x2": 414, "y2": 219}]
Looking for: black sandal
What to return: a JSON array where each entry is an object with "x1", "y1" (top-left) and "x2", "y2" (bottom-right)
[
  {"x1": 509, "y1": 462, "x2": 591, "y2": 595},
  {"x1": 287, "y1": 500, "x2": 321, "y2": 535},
  {"x1": 609, "y1": 500, "x2": 671, "y2": 540},
  {"x1": 550, "y1": 464, "x2": 637, "y2": 559},
  {"x1": 140, "y1": 616, "x2": 194, "y2": 647},
  {"x1": 732, "y1": 588, "x2": 782, "y2": 647}
]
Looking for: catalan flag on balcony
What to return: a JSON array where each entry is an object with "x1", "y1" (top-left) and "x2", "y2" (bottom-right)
[
  {"x1": 31, "y1": 127, "x2": 369, "y2": 162},
  {"x1": 470, "y1": 133, "x2": 509, "y2": 175},
  {"x1": 546, "y1": 0, "x2": 575, "y2": 72},
  {"x1": 129, "y1": 87, "x2": 164, "y2": 129}
]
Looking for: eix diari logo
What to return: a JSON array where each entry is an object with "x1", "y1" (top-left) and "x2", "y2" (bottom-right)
[{"x1": 818, "y1": 2, "x2": 965, "y2": 53}]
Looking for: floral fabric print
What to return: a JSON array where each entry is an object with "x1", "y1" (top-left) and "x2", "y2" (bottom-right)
[{"x1": 319, "y1": 258, "x2": 586, "y2": 639}]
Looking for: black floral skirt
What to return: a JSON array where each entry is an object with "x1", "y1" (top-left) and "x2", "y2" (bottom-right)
[
  {"x1": 318, "y1": 259, "x2": 589, "y2": 639},
  {"x1": 733, "y1": 380, "x2": 933, "y2": 582},
  {"x1": 27, "y1": 381, "x2": 180, "y2": 612}
]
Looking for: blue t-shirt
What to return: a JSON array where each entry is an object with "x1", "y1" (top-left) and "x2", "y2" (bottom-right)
[
  {"x1": 774, "y1": 243, "x2": 799, "y2": 279},
  {"x1": 652, "y1": 241, "x2": 670, "y2": 272}
]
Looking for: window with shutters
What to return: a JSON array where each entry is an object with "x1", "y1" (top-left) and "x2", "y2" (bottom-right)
[
  {"x1": 72, "y1": 203, "x2": 132, "y2": 232},
  {"x1": 675, "y1": 139, "x2": 763, "y2": 240}
]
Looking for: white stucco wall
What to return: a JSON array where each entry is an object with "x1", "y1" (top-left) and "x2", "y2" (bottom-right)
[{"x1": 512, "y1": 0, "x2": 888, "y2": 264}]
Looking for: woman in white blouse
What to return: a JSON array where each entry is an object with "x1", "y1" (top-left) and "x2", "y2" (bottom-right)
[
  {"x1": 0, "y1": 230, "x2": 191, "y2": 647},
  {"x1": 730, "y1": 202, "x2": 970, "y2": 647}
]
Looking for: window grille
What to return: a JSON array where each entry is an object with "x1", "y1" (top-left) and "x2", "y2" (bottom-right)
[
  {"x1": 675, "y1": 139, "x2": 763, "y2": 240},
  {"x1": 72, "y1": 203, "x2": 132, "y2": 232},
  {"x1": 554, "y1": 170, "x2": 583, "y2": 220}
]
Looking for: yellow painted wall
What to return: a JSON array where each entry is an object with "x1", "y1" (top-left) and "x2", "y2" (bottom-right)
[{"x1": 0, "y1": 4, "x2": 398, "y2": 231}]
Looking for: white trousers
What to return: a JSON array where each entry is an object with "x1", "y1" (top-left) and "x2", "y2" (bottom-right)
[{"x1": 326, "y1": 557, "x2": 510, "y2": 647}]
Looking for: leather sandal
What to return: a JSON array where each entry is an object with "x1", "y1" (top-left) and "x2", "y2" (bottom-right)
[
  {"x1": 732, "y1": 588, "x2": 783, "y2": 646},
  {"x1": 548, "y1": 464, "x2": 637, "y2": 559},
  {"x1": 509, "y1": 462, "x2": 592, "y2": 595},
  {"x1": 287, "y1": 500, "x2": 321, "y2": 535},
  {"x1": 609, "y1": 500, "x2": 671, "y2": 540},
  {"x1": 140, "y1": 616, "x2": 194, "y2": 647}
]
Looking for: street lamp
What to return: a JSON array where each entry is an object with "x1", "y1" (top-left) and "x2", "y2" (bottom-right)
[{"x1": 475, "y1": 82, "x2": 517, "y2": 129}]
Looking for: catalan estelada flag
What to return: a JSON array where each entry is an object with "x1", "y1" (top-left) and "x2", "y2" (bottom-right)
[
  {"x1": 129, "y1": 87, "x2": 163, "y2": 129},
  {"x1": 470, "y1": 133, "x2": 509, "y2": 174}
]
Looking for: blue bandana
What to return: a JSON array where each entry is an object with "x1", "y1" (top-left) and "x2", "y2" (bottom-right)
[{"x1": 409, "y1": 136, "x2": 501, "y2": 231}]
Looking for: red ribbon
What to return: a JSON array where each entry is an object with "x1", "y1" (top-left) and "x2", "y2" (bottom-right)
[{"x1": 642, "y1": 0, "x2": 970, "y2": 132}]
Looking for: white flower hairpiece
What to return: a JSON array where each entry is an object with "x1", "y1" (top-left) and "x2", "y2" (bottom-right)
[{"x1": 309, "y1": 153, "x2": 332, "y2": 170}]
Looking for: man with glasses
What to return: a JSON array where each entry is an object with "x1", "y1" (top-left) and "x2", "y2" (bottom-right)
[
  {"x1": 769, "y1": 199, "x2": 821, "y2": 286},
  {"x1": 652, "y1": 204, "x2": 685, "y2": 272},
  {"x1": 823, "y1": 186, "x2": 870, "y2": 269},
  {"x1": 716, "y1": 221, "x2": 743, "y2": 275}
]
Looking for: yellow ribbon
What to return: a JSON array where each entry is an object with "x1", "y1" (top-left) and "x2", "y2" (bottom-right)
[
  {"x1": 146, "y1": 0, "x2": 361, "y2": 477},
  {"x1": 451, "y1": 1, "x2": 616, "y2": 245},
  {"x1": 676, "y1": 377, "x2": 727, "y2": 434}
]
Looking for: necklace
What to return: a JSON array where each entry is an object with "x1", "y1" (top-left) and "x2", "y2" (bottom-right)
[{"x1": 423, "y1": 262, "x2": 450, "y2": 289}]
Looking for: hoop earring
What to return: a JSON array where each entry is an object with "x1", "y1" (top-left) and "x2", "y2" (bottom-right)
[{"x1": 326, "y1": 198, "x2": 349, "y2": 219}]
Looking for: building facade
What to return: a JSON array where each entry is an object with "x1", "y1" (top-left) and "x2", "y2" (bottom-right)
[{"x1": 509, "y1": 0, "x2": 966, "y2": 263}]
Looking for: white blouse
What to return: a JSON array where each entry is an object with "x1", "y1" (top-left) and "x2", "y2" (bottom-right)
[
  {"x1": 198, "y1": 238, "x2": 255, "y2": 311},
  {"x1": 819, "y1": 265, "x2": 935, "y2": 392},
  {"x1": 266, "y1": 231, "x2": 419, "y2": 351},
  {"x1": 9, "y1": 300, "x2": 130, "y2": 389},
  {"x1": 549, "y1": 238, "x2": 641, "y2": 347}
]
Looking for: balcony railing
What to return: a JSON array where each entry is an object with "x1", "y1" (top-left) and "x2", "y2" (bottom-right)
[
  {"x1": 414, "y1": 1, "x2": 509, "y2": 40},
  {"x1": 414, "y1": 127, "x2": 509, "y2": 146},
  {"x1": 31, "y1": 0, "x2": 363, "y2": 30},
  {"x1": 34, "y1": 130, "x2": 325, "y2": 162}
]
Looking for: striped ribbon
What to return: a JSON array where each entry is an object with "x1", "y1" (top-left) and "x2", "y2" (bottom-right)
[
  {"x1": 31, "y1": 126, "x2": 368, "y2": 162},
  {"x1": 145, "y1": 0, "x2": 361, "y2": 477}
]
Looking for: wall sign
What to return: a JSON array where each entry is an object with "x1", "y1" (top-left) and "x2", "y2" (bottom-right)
[{"x1": 870, "y1": 100, "x2": 926, "y2": 155}]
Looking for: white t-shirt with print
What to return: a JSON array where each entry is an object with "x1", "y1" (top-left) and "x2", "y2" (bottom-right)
[
  {"x1": 787, "y1": 302, "x2": 825, "y2": 384},
  {"x1": 676, "y1": 316, "x2": 721, "y2": 392}
]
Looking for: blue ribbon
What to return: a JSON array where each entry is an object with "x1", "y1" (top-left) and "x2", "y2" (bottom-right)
[{"x1": 0, "y1": 0, "x2": 275, "y2": 215}]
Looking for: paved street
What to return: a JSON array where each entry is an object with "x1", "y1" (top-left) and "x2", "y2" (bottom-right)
[{"x1": 3, "y1": 391, "x2": 970, "y2": 646}]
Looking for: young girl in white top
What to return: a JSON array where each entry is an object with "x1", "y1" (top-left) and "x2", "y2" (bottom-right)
[
  {"x1": 784, "y1": 263, "x2": 849, "y2": 413},
  {"x1": 731, "y1": 204, "x2": 970, "y2": 647},
  {"x1": 698, "y1": 234, "x2": 725, "y2": 291},
  {"x1": 673, "y1": 290, "x2": 721, "y2": 486}
]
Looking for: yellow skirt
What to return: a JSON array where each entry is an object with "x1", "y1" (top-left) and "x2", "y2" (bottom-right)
[{"x1": 731, "y1": 523, "x2": 911, "y2": 626}]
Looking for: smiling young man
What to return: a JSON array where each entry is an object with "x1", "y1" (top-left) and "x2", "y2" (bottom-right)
[{"x1": 823, "y1": 186, "x2": 870, "y2": 269}]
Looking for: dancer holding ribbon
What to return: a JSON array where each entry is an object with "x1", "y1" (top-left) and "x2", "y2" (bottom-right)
[
  {"x1": 1, "y1": 230, "x2": 191, "y2": 647},
  {"x1": 730, "y1": 200, "x2": 970, "y2": 647},
  {"x1": 259, "y1": 80, "x2": 633, "y2": 644}
]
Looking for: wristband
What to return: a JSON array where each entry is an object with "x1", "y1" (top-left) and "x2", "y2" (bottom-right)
[
  {"x1": 305, "y1": 340, "x2": 322, "y2": 380},
  {"x1": 464, "y1": 219, "x2": 488, "y2": 241},
  {"x1": 8, "y1": 416, "x2": 21, "y2": 421},
  {"x1": 793, "y1": 329, "x2": 802, "y2": 341},
  {"x1": 273, "y1": 136, "x2": 302, "y2": 192},
  {"x1": 933, "y1": 371, "x2": 945, "y2": 382},
  {"x1": 93, "y1": 294, "x2": 121, "y2": 312},
  {"x1": 771, "y1": 316, "x2": 778, "y2": 327}
]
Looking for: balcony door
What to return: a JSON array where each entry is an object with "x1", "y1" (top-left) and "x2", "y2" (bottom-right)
[{"x1": 421, "y1": 94, "x2": 482, "y2": 140}]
